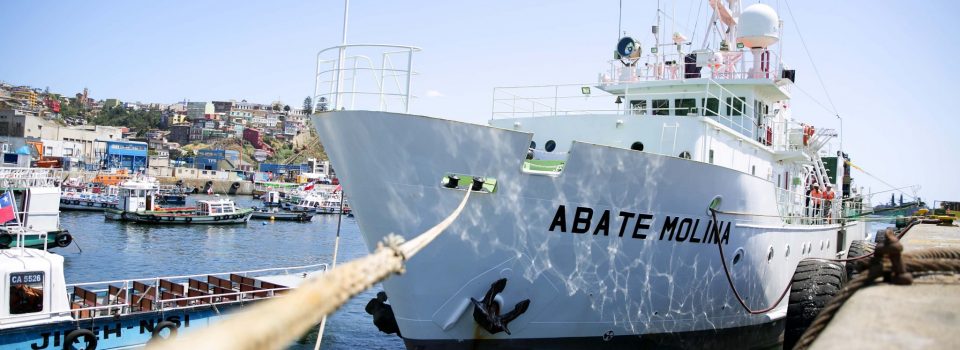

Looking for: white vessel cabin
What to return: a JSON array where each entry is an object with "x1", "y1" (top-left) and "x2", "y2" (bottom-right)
[
  {"x1": 116, "y1": 179, "x2": 159, "y2": 213},
  {"x1": 195, "y1": 199, "x2": 239, "y2": 216},
  {"x1": 488, "y1": 3, "x2": 855, "y2": 223}
]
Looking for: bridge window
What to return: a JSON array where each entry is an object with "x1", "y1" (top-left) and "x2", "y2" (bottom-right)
[
  {"x1": 709, "y1": 149, "x2": 714, "y2": 164},
  {"x1": 652, "y1": 99, "x2": 669, "y2": 116},
  {"x1": 630, "y1": 142, "x2": 644, "y2": 151},
  {"x1": 674, "y1": 99, "x2": 697, "y2": 116},
  {"x1": 529, "y1": 141, "x2": 536, "y2": 150},
  {"x1": 630, "y1": 100, "x2": 647, "y2": 115},
  {"x1": 679, "y1": 151, "x2": 692, "y2": 159},
  {"x1": 702, "y1": 98, "x2": 720, "y2": 116},
  {"x1": 727, "y1": 97, "x2": 746, "y2": 116}
]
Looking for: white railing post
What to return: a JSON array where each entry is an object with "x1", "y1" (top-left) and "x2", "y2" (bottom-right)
[
  {"x1": 404, "y1": 48, "x2": 414, "y2": 114},
  {"x1": 553, "y1": 85, "x2": 558, "y2": 115}
]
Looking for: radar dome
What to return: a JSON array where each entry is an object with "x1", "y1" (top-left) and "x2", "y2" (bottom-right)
[{"x1": 737, "y1": 4, "x2": 780, "y2": 48}]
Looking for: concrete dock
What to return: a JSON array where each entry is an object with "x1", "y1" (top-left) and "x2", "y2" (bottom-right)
[{"x1": 810, "y1": 223, "x2": 960, "y2": 349}]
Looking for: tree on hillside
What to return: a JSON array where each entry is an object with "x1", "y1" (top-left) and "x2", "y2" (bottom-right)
[
  {"x1": 890, "y1": 194, "x2": 896, "y2": 207},
  {"x1": 303, "y1": 97, "x2": 313, "y2": 114},
  {"x1": 283, "y1": 105, "x2": 291, "y2": 113},
  {"x1": 899, "y1": 194, "x2": 904, "y2": 206}
]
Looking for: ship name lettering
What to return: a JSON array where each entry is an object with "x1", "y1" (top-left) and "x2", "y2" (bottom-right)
[
  {"x1": 548, "y1": 206, "x2": 730, "y2": 245},
  {"x1": 548, "y1": 205, "x2": 654, "y2": 239}
]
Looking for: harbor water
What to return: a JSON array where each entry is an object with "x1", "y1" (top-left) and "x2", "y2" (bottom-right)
[{"x1": 57, "y1": 195, "x2": 404, "y2": 350}]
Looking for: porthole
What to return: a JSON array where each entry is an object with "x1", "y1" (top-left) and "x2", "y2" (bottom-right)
[
  {"x1": 679, "y1": 151, "x2": 691, "y2": 159},
  {"x1": 732, "y1": 248, "x2": 744, "y2": 265},
  {"x1": 630, "y1": 142, "x2": 644, "y2": 151},
  {"x1": 529, "y1": 141, "x2": 536, "y2": 149},
  {"x1": 545, "y1": 140, "x2": 557, "y2": 152}
]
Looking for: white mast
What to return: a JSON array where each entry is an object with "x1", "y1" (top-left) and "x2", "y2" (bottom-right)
[{"x1": 333, "y1": 0, "x2": 350, "y2": 110}]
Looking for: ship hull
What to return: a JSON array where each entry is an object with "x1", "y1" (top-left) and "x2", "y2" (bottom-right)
[
  {"x1": 312, "y1": 111, "x2": 866, "y2": 348},
  {"x1": 104, "y1": 209, "x2": 252, "y2": 224}
]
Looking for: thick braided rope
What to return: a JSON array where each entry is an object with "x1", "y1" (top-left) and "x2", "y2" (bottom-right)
[
  {"x1": 793, "y1": 251, "x2": 960, "y2": 349},
  {"x1": 149, "y1": 189, "x2": 473, "y2": 350}
]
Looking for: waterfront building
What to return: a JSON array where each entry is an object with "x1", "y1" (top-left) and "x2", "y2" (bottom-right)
[
  {"x1": 186, "y1": 101, "x2": 214, "y2": 121},
  {"x1": 97, "y1": 139, "x2": 148, "y2": 172}
]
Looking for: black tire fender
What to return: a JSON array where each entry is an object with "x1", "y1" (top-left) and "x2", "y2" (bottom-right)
[
  {"x1": 63, "y1": 328, "x2": 97, "y2": 350},
  {"x1": 56, "y1": 233, "x2": 73, "y2": 248},
  {"x1": 845, "y1": 240, "x2": 875, "y2": 280},
  {"x1": 150, "y1": 320, "x2": 178, "y2": 342},
  {"x1": 784, "y1": 259, "x2": 846, "y2": 349}
]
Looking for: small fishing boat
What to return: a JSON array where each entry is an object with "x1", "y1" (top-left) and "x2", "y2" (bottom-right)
[
  {"x1": 249, "y1": 208, "x2": 314, "y2": 222},
  {"x1": 262, "y1": 191, "x2": 283, "y2": 207},
  {"x1": 59, "y1": 192, "x2": 118, "y2": 211},
  {"x1": 0, "y1": 168, "x2": 72, "y2": 250},
  {"x1": 315, "y1": 194, "x2": 351, "y2": 215},
  {"x1": 156, "y1": 185, "x2": 189, "y2": 206},
  {"x1": 104, "y1": 180, "x2": 252, "y2": 224},
  {"x1": 284, "y1": 194, "x2": 324, "y2": 213},
  {"x1": 0, "y1": 231, "x2": 326, "y2": 349},
  {"x1": 0, "y1": 227, "x2": 73, "y2": 250}
]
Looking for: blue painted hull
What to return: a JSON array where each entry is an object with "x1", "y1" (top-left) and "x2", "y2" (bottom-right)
[{"x1": 0, "y1": 304, "x2": 242, "y2": 349}]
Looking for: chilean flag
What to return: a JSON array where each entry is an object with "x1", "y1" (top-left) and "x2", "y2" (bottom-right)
[
  {"x1": 302, "y1": 181, "x2": 316, "y2": 192},
  {"x1": 0, "y1": 192, "x2": 16, "y2": 224}
]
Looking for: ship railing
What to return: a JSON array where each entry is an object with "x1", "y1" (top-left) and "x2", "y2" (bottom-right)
[
  {"x1": 62, "y1": 263, "x2": 327, "y2": 320},
  {"x1": 313, "y1": 44, "x2": 421, "y2": 114},
  {"x1": 490, "y1": 80, "x2": 763, "y2": 138},
  {"x1": 601, "y1": 50, "x2": 784, "y2": 84},
  {"x1": 0, "y1": 167, "x2": 62, "y2": 188},
  {"x1": 775, "y1": 187, "x2": 843, "y2": 225}
]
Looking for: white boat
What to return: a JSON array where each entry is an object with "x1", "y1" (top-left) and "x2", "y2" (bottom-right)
[
  {"x1": 104, "y1": 179, "x2": 252, "y2": 224},
  {"x1": 0, "y1": 230, "x2": 325, "y2": 349},
  {"x1": 0, "y1": 168, "x2": 73, "y2": 250},
  {"x1": 59, "y1": 190, "x2": 119, "y2": 211},
  {"x1": 285, "y1": 193, "x2": 325, "y2": 213},
  {"x1": 310, "y1": 2, "x2": 869, "y2": 349}
]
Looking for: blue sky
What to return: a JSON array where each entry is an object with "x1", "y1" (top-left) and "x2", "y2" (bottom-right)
[{"x1": 2, "y1": 1, "x2": 958, "y2": 202}]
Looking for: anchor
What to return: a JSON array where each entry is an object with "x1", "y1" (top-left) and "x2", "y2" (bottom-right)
[{"x1": 470, "y1": 278, "x2": 530, "y2": 335}]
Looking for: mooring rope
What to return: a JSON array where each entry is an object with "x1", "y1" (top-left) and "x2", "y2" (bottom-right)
[
  {"x1": 148, "y1": 189, "x2": 473, "y2": 350},
  {"x1": 792, "y1": 245, "x2": 960, "y2": 349},
  {"x1": 708, "y1": 210, "x2": 919, "y2": 315}
]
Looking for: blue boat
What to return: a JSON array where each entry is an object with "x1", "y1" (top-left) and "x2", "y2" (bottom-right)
[{"x1": 0, "y1": 234, "x2": 326, "y2": 349}]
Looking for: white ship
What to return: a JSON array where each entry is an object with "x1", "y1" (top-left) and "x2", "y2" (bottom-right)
[{"x1": 311, "y1": 2, "x2": 868, "y2": 348}]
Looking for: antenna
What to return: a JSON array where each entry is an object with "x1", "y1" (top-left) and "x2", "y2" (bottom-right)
[{"x1": 617, "y1": 0, "x2": 622, "y2": 43}]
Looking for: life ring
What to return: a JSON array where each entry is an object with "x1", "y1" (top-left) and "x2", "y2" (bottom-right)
[
  {"x1": 56, "y1": 233, "x2": 73, "y2": 248},
  {"x1": 150, "y1": 321, "x2": 178, "y2": 342},
  {"x1": 63, "y1": 328, "x2": 97, "y2": 350}
]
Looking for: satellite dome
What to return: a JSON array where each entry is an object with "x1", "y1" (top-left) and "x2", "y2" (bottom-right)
[{"x1": 737, "y1": 4, "x2": 780, "y2": 48}]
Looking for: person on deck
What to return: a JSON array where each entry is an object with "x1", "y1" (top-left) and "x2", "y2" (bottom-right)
[
  {"x1": 824, "y1": 185, "x2": 836, "y2": 223},
  {"x1": 810, "y1": 184, "x2": 823, "y2": 223}
]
